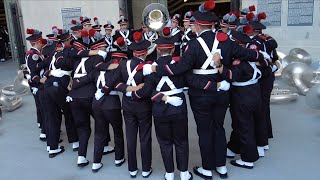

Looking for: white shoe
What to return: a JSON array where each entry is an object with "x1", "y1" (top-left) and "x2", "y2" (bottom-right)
[
  {"x1": 142, "y1": 168, "x2": 153, "y2": 178},
  {"x1": 216, "y1": 166, "x2": 227, "y2": 174},
  {"x1": 227, "y1": 148, "x2": 236, "y2": 157},
  {"x1": 180, "y1": 171, "x2": 192, "y2": 180},
  {"x1": 129, "y1": 170, "x2": 138, "y2": 177},
  {"x1": 37, "y1": 123, "x2": 40, "y2": 127},
  {"x1": 257, "y1": 146, "x2": 265, "y2": 157},
  {"x1": 39, "y1": 133, "x2": 46, "y2": 138},
  {"x1": 103, "y1": 145, "x2": 115, "y2": 154},
  {"x1": 0, "y1": 58, "x2": 6, "y2": 62},
  {"x1": 197, "y1": 167, "x2": 212, "y2": 176},
  {"x1": 115, "y1": 158, "x2": 125, "y2": 166},
  {"x1": 231, "y1": 159, "x2": 254, "y2": 169},
  {"x1": 77, "y1": 156, "x2": 89, "y2": 165},
  {"x1": 92, "y1": 163, "x2": 103, "y2": 172},
  {"x1": 48, "y1": 146, "x2": 64, "y2": 158},
  {"x1": 165, "y1": 172, "x2": 174, "y2": 180},
  {"x1": 72, "y1": 142, "x2": 79, "y2": 150},
  {"x1": 263, "y1": 145, "x2": 270, "y2": 150}
]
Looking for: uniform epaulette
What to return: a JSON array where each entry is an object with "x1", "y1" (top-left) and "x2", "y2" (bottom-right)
[{"x1": 26, "y1": 50, "x2": 33, "y2": 55}]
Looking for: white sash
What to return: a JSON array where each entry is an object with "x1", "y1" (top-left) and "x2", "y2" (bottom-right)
[
  {"x1": 153, "y1": 61, "x2": 179, "y2": 92},
  {"x1": 74, "y1": 57, "x2": 89, "y2": 78},
  {"x1": 119, "y1": 30, "x2": 132, "y2": 45},
  {"x1": 182, "y1": 28, "x2": 191, "y2": 41},
  {"x1": 126, "y1": 60, "x2": 139, "y2": 86},
  {"x1": 171, "y1": 28, "x2": 180, "y2": 36},
  {"x1": 232, "y1": 62, "x2": 262, "y2": 86},
  {"x1": 144, "y1": 31, "x2": 157, "y2": 42}
]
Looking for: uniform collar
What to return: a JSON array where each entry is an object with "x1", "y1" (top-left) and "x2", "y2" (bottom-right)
[{"x1": 198, "y1": 29, "x2": 212, "y2": 36}]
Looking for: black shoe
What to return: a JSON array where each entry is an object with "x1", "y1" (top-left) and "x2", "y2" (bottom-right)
[
  {"x1": 230, "y1": 160, "x2": 253, "y2": 169},
  {"x1": 215, "y1": 170, "x2": 228, "y2": 179},
  {"x1": 59, "y1": 139, "x2": 63, "y2": 143},
  {"x1": 193, "y1": 166, "x2": 212, "y2": 180},
  {"x1": 73, "y1": 147, "x2": 79, "y2": 152},
  {"x1": 39, "y1": 137, "x2": 47, "y2": 142},
  {"x1": 226, "y1": 155, "x2": 235, "y2": 159},
  {"x1": 92, "y1": 163, "x2": 103, "y2": 173},
  {"x1": 142, "y1": 168, "x2": 153, "y2": 178},
  {"x1": 49, "y1": 146, "x2": 65, "y2": 158},
  {"x1": 78, "y1": 160, "x2": 90, "y2": 168},
  {"x1": 115, "y1": 158, "x2": 126, "y2": 167}
]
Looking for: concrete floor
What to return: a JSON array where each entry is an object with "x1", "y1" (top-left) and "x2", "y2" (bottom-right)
[{"x1": 0, "y1": 60, "x2": 319, "y2": 180}]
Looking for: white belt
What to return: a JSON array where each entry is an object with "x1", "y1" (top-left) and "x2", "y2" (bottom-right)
[
  {"x1": 160, "y1": 88, "x2": 184, "y2": 96},
  {"x1": 74, "y1": 74, "x2": 87, "y2": 78},
  {"x1": 51, "y1": 69, "x2": 72, "y2": 77},
  {"x1": 193, "y1": 69, "x2": 218, "y2": 75},
  {"x1": 232, "y1": 79, "x2": 258, "y2": 86},
  {"x1": 182, "y1": 42, "x2": 187, "y2": 46},
  {"x1": 109, "y1": 91, "x2": 119, "y2": 95},
  {"x1": 174, "y1": 42, "x2": 181, "y2": 45}
]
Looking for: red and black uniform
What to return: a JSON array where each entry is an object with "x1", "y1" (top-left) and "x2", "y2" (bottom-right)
[
  {"x1": 55, "y1": 48, "x2": 99, "y2": 158},
  {"x1": 132, "y1": 55, "x2": 189, "y2": 174},
  {"x1": 113, "y1": 56, "x2": 152, "y2": 173},
  {"x1": 74, "y1": 59, "x2": 125, "y2": 166},
  {"x1": 26, "y1": 48, "x2": 51, "y2": 137}
]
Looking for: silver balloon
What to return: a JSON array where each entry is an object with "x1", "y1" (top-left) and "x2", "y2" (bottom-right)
[
  {"x1": 281, "y1": 62, "x2": 313, "y2": 95},
  {"x1": 281, "y1": 55, "x2": 302, "y2": 68},
  {"x1": 289, "y1": 48, "x2": 312, "y2": 65},
  {"x1": 306, "y1": 84, "x2": 320, "y2": 109}
]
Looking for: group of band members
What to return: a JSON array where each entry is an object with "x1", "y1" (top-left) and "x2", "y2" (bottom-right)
[{"x1": 24, "y1": 0, "x2": 278, "y2": 179}]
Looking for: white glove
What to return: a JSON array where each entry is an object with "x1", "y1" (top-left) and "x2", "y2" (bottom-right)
[
  {"x1": 25, "y1": 74, "x2": 31, "y2": 80},
  {"x1": 95, "y1": 89, "x2": 104, "y2": 100},
  {"x1": 259, "y1": 50, "x2": 271, "y2": 62},
  {"x1": 31, "y1": 87, "x2": 38, "y2": 95},
  {"x1": 66, "y1": 96, "x2": 73, "y2": 102},
  {"x1": 143, "y1": 64, "x2": 153, "y2": 76},
  {"x1": 125, "y1": 91, "x2": 132, "y2": 97},
  {"x1": 165, "y1": 96, "x2": 183, "y2": 107},
  {"x1": 98, "y1": 50, "x2": 107, "y2": 59},
  {"x1": 50, "y1": 69, "x2": 65, "y2": 77},
  {"x1": 218, "y1": 80, "x2": 230, "y2": 91},
  {"x1": 271, "y1": 64, "x2": 278, "y2": 72}
]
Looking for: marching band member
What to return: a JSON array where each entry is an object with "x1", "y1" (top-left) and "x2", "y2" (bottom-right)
[
  {"x1": 181, "y1": 11, "x2": 196, "y2": 55},
  {"x1": 142, "y1": 0, "x2": 271, "y2": 178},
  {"x1": 142, "y1": 25, "x2": 158, "y2": 61},
  {"x1": 104, "y1": 21, "x2": 117, "y2": 53},
  {"x1": 42, "y1": 26, "x2": 59, "y2": 59},
  {"x1": 251, "y1": 13, "x2": 278, "y2": 140},
  {"x1": 113, "y1": 31, "x2": 153, "y2": 178},
  {"x1": 70, "y1": 19, "x2": 83, "y2": 45},
  {"x1": 113, "y1": 16, "x2": 133, "y2": 46},
  {"x1": 25, "y1": 29, "x2": 50, "y2": 142},
  {"x1": 170, "y1": 14, "x2": 182, "y2": 57},
  {"x1": 44, "y1": 29, "x2": 79, "y2": 157}
]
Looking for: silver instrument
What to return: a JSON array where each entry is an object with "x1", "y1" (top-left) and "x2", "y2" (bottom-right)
[
  {"x1": 281, "y1": 62, "x2": 313, "y2": 95},
  {"x1": 142, "y1": 3, "x2": 170, "y2": 33}
]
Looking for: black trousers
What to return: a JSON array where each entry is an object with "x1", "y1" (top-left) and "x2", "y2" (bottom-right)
[
  {"x1": 70, "y1": 98, "x2": 94, "y2": 157},
  {"x1": 44, "y1": 85, "x2": 78, "y2": 150},
  {"x1": 189, "y1": 92, "x2": 229, "y2": 170},
  {"x1": 123, "y1": 110, "x2": 152, "y2": 172},
  {"x1": 154, "y1": 113, "x2": 189, "y2": 173},
  {"x1": 31, "y1": 87, "x2": 45, "y2": 133},
  {"x1": 228, "y1": 84, "x2": 261, "y2": 162},
  {"x1": 93, "y1": 108, "x2": 125, "y2": 163},
  {"x1": 260, "y1": 74, "x2": 275, "y2": 139}
]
